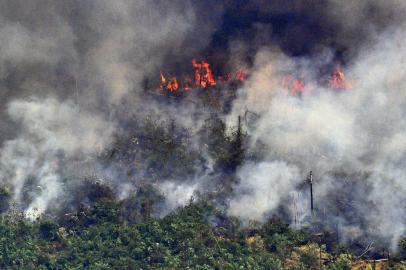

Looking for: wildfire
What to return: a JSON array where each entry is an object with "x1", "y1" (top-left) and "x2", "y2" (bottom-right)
[
  {"x1": 159, "y1": 60, "x2": 351, "y2": 94},
  {"x1": 328, "y1": 65, "x2": 352, "y2": 90},
  {"x1": 235, "y1": 69, "x2": 246, "y2": 81},
  {"x1": 192, "y1": 59, "x2": 216, "y2": 88},
  {"x1": 159, "y1": 59, "x2": 246, "y2": 92},
  {"x1": 159, "y1": 72, "x2": 179, "y2": 92},
  {"x1": 281, "y1": 65, "x2": 352, "y2": 95},
  {"x1": 282, "y1": 75, "x2": 306, "y2": 94}
]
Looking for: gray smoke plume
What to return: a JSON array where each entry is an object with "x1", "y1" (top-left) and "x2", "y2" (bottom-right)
[
  {"x1": 0, "y1": 97, "x2": 116, "y2": 217},
  {"x1": 0, "y1": 0, "x2": 220, "y2": 217},
  {"x1": 0, "y1": 0, "x2": 405, "y2": 251},
  {"x1": 227, "y1": 24, "x2": 406, "y2": 249}
]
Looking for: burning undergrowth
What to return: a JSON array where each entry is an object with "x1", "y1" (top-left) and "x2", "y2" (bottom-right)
[{"x1": 0, "y1": 0, "x2": 405, "y2": 255}]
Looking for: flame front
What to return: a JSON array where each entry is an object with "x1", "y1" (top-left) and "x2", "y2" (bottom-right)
[
  {"x1": 328, "y1": 65, "x2": 352, "y2": 90},
  {"x1": 159, "y1": 71, "x2": 166, "y2": 90},
  {"x1": 160, "y1": 72, "x2": 179, "y2": 92},
  {"x1": 159, "y1": 59, "x2": 246, "y2": 92},
  {"x1": 159, "y1": 60, "x2": 352, "y2": 94},
  {"x1": 192, "y1": 59, "x2": 216, "y2": 88}
]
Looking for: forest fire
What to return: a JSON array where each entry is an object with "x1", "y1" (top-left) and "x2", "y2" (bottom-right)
[
  {"x1": 159, "y1": 60, "x2": 352, "y2": 95},
  {"x1": 328, "y1": 65, "x2": 352, "y2": 90},
  {"x1": 281, "y1": 65, "x2": 352, "y2": 95},
  {"x1": 192, "y1": 59, "x2": 217, "y2": 88},
  {"x1": 281, "y1": 65, "x2": 352, "y2": 94},
  {"x1": 282, "y1": 75, "x2": 306, "y2": 94},
  {"x1": 3, "y1": 0, "x2": 406, "y2": 268},
  {"x1": 160, "y1": 72, "x2": 179, "y2": 92},
  {"x1": 159, "y1": 59, "x2": 246, "y2": 92}
]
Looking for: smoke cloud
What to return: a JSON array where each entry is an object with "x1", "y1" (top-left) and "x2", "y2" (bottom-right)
[
  {"x1": 228, "y1": 161, "x2": 301, "y2": 221},
  {"x1": 0, "y1": 97, "x2": 116, "y2": 217},
  {"x1": 227, "y1": 22, "x2": 406, "y2": 249},
  {"x1": 0, "y1": 0, "x2": 218, "y2": 219},
  {"x1": 0, "y1": 0, "x2": 405, "y2": 251}
]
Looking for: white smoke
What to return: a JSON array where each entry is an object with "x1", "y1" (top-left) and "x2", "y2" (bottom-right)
[
  {"x1": 79, "y1": 0, "x2": 217, "y2": 108},
  {"x1": 0, "y1": 0, "x2": 405, "y2": 250},
  {"x1": 227, "y1": 26, "x2": 406, "y2": 247},
  {"x1": 0, "y1": 97, "x2": 116, "y2": 217},
  {"x1": 228, "y1": 161, "x2": 300, "y2": 222},
  {"x1": 158, "y1": 181, "x2": 198, "y2": 215},
  {"x1": 0, "y1": 0, "x2": 219, "y2": 216}
]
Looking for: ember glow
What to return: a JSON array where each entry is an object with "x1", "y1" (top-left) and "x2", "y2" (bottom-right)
[
  {"x1": 282, "y1": 75, "x2": 306, "y2": 94},
  {"x1": 192, "y1": 59, "x2": 217, "y2": 88},
  {"x1": 235, "y1": 69, "x2": 246, "y2": 82},
  {"x1": 2, "y1": 0, "x2": 406, "y2": 260},
  {"x1": 159, "y1": 59, "x2": 352, "y2": 94},
  {"x1": 159, "y1": 59, "x2": 247, "y2": 92},
  {"x1": 328, "y1": 65, "x2": 352, "y2": 90},
  {"x1": 280, "y1": 66, "x2": 352, "y2": 95}
]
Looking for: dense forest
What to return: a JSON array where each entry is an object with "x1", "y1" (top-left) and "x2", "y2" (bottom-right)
[
  {"x1": 1, "y1": 195, "x2": 406, "y2": 269},
  {"x1": 0, "y1": 110, "x2": 405, "y2": 269},
  {"x1": 1, "y1": 0, "x2": 406, "y2": 269}
]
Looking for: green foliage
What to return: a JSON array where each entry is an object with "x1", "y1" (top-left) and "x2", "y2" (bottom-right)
[
  {"x1": 0, "y1": 115, "x2": 405, "y2": 269},
  {"x1": 299, "y1": 247, "x2": 319, "y2": 269},
  {"x1": 325, "y1": 259, "x2": 351, "y2": 270},
  {"x1": 132, "y1": 184, "x2": 165, "y2": 222},
  {"x1": 39, "y1": 218, "x2": 58, "y2": 241},
  {"x1": 106, "y1": 116, "x2": 204, "y2": 181},
  {"x1": 261, "y1": 218, "x2": 310, "y2": 257},
  {"x1": 0, "y1": 186, "x2": 11, "y2": 213},
  {"x1": 400, "y1": 238, "x2": 406, "y2": 258},
  {"x1": 0, "y1": 200, "x2": 405, "y2": 269},
  {"x1": 199, "y1": 114, "x2": 247, "y2": 174}
]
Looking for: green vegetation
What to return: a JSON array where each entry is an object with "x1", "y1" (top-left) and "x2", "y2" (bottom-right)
[
  {"x1": 0, "y1": 197, "x2": 405, "y2": 269},
  {"x1": 1, "y1": 115, "x2": 405, "y2": 269}
]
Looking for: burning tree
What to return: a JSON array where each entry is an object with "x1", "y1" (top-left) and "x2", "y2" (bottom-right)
[
  {"x1": 192, "y1": 59, "x2": 217, "y2": 88},
  {"x1": 328, "y1": 65, "x2": 352, "y2": 90},
  {"x1": 158, "y1": 59, "x2": 246, "y2": 93}
]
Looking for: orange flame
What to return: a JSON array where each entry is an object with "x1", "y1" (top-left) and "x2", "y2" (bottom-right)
[
  {"x1": 167, "y1": 77, "x2": 179, "y2": 92},
  {"x1": 192, "y1": 59, "x2": 217, "y2": 88},
  {"x1": 159, "y1": 72, "x2": 179, "y2": 92},
  {"x1": 159, "y1": 59, "x2": 246, "y2": 92},
  {"x1": 159, "y1": 60, "x2": 357, "y2": 95},
  {"x1": 328, "y1": 65, "x2": 352, "y2": 90},
  {"x1": 282, "y1": 75, "x2": 306, "y2": 94},
  {"x1": 159, "y1": 71, "x2": 166, "y2": 90},
  {"x1": 235, "y1": 69, "x2": 246, "y2": 81}
]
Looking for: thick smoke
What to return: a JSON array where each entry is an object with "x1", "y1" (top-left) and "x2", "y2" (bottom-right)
[
  {"x1": 206, "y1": 0, "x2": 406, "y2": 69},
  {"x1": 227, "y1": 25, "x2": 406, "y2": 249},
  {"x1": 157, "y1": 181, "x2": 199, "y2": 216},
  {"x1": 0, "y1": 97, "x2": 116, "y2": 217},
  {"x1": 0, "y1": 0, "x2": 405, "y2": 250},
  {"x1": 0, "y1": 0, "x2": 221, "y2": 216},
  {"x1": 228, "y1": 161, "x2": 300, "y2": 221}
]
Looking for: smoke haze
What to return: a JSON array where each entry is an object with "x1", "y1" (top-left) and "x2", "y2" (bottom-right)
[
  {"x1": 0, "y1": 0, "x2": 405, "y2": 250},
  {"x1": 227, "y1": 24, "x2": 406, "y2": 248}
]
